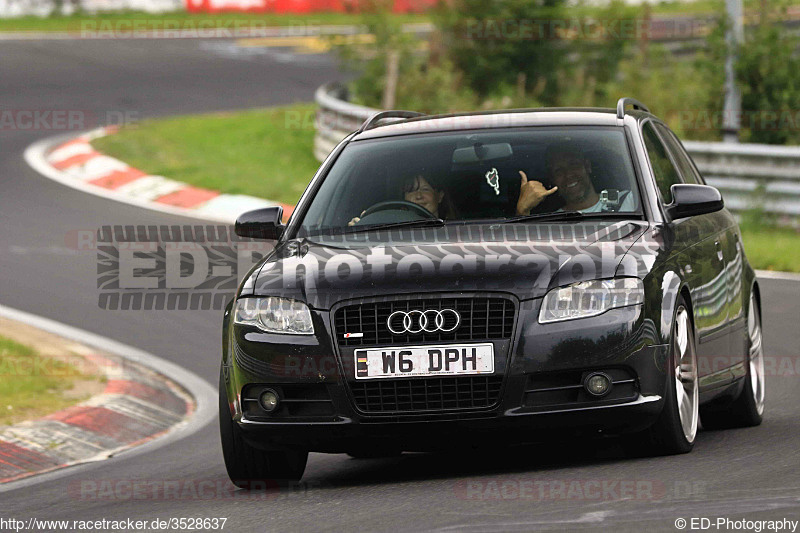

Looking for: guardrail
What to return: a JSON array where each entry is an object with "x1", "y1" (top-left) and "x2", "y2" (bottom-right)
[
  {"x1": 682, "y1": 141, "x2": 800, "y2": 216},
  {"x1": 313, "y1": 83, "x2": 375, "y2": 162},
  {"x1": 314, "y1": 83, "x2": 800, "y2": 217}
]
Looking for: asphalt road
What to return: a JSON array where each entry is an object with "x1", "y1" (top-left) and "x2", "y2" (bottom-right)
[{"x1": 1, "y1": 38, "x2": 799, "y2": 532}]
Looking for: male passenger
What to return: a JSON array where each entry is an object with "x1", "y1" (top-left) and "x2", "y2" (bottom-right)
[{"x1": 516, "y1": 142, "x2": 635, "y2": 215}]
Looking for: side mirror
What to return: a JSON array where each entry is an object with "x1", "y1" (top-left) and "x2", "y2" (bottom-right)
[
  {"x1": 235, "y1": 206, "x2": 285, "y2": 240},
  {"x1": 666, "y1": 184, "x2": 724, "y2": 220}
]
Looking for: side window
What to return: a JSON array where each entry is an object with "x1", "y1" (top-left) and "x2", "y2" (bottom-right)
[
  {"x1": 642, "y1": 122, "x2": 682, "y2": 204},
  {"x1": 655, "y1": 124, "x2": 702, "y2": 184}
]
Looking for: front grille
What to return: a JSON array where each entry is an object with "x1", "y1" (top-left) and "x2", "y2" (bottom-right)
[
  {"x1": 351, "y1": 375, "x2": 503, "y2": 413},
  {"x1": 335, "y1": 297, "x2": 515, "y2": 347}
]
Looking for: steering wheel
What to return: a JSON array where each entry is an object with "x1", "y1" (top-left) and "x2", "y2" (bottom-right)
[{"x1": 360, "y1": 200, "x2": 436, "y2": 219}]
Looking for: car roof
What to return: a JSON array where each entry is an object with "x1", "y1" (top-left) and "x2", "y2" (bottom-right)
[{"x1": 353, "y1": 108, "x2": 653, "y2": 141}]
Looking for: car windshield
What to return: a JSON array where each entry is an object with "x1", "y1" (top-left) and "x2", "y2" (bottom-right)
[{"x1": 297, "y1": 126, "x2": 642, "y2": 237}]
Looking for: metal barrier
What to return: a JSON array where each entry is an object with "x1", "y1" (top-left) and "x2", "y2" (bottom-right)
[
  {"x1": 313, "y1": 83, "x2": 375, "y2": 162},
  {"x1": 314, "y1": 83, "x2": 800, "y2": 217},
  {"x1": 682, "y1": 141, "x2": 800, "y2": 216}
]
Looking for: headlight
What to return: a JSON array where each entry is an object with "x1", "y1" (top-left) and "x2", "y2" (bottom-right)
[
  {"x1": 234, "y1": 297, "x2": 314, "y2": 335},
  {"x1": 538, "y1": 278, "x2": 644, "y2": 324}
]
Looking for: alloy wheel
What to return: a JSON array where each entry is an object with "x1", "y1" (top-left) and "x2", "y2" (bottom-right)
[
  {"x1": 674, "y1": 305, "x2": 699, "y2": 443},
  {"x1": 748, "y1": 294, "x2": 766, "y2": 416}
]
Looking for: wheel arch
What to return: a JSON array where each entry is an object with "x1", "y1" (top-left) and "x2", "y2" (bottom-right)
[
  {"x1": 679, "y1": 285, "x2": 695, "y2": 334},
  {"x1": 221, "y1": 298, "x2": 238, "y2": 419},
  {"x1": 656, "y1": 268, "x2": 694, "y2": 344},
  {"x1": 751, "y1": 280, "x2": 762, "y2": 323}
]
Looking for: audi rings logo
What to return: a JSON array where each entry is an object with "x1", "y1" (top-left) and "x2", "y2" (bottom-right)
[{"x1": 386, "y1": 309, "x2": 461, "y2": 335}]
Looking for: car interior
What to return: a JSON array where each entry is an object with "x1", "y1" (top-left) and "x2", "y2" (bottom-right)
[{"x1": 300, "y1": 129, "x2": 641, "y2": 232}]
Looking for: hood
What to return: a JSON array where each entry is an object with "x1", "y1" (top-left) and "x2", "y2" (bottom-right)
[{"x1": 245, "y1": 221, "x2": 653, "y2": 309}]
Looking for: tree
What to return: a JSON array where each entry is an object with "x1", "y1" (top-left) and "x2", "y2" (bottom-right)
[
  {"x1": 736, "y1": 1, "x2": 800, "y2": 144},
  {"x1": 434, "y1": 0, "x2": 568, "y2": 106}
]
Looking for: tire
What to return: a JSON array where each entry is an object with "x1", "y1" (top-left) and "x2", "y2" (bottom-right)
[
  {"x1": 629, "y1": 297, "x2": 699, "y2": 456},
  {"x1": 701, "y1": 292, "x2": 765, "y2": 429},
  {"x1": 219, "y1": 368, "x2": 308, "y2": 487}
]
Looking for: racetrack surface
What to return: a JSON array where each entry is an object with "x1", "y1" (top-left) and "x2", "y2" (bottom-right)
[{"x1": 1, "y1": 38, "x2": 799, "y2": 532}]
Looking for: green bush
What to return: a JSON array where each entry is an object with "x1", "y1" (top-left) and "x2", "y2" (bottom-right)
[
  {"x1": 432, "y1": 0, "x2": 568, "y2": 106},
  {"x1": 332, "y1": 0, "x2": 479, "y2": 113},
  {"x1": 737, "y1": 2, "x2": 800, "y2": 144},
  {"x1": 598, "y1": 45, "x2": 718, "y2": 140},
  {"x1": 335, "y1": 0, "x2": 800, "y2": 146},
  {"x1": 698, "y1": 0, "x2": 800, "y2": 144}
]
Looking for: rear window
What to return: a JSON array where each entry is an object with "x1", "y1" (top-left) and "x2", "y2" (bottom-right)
[
  {"x1": 656, "y1": 124, "x2": 703, "y2": 185},
  {"x1": 642, "y1": 122, "x2": 683, "y2": 204}
]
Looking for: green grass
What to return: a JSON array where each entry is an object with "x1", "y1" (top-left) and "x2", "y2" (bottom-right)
[
  {"x1": 599, "y1": 0, "x2": 760, "y2": 16},
  {"x1": 0, "y1": 336, "x2": 96, "y2": 426},
  {"x1": 740, "y1": 225, "x2": 800, "y2": 273},
  {"x1": 92, "y1": 103, "x2": 321, "y2": 206},
  {"x1": 0, "y1": 11, "x2": 427, "y2": 33}
]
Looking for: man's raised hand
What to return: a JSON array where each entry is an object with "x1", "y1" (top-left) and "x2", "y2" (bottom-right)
[{"x1": 516, "y1": 171, "x2": 558, "y2": 215}]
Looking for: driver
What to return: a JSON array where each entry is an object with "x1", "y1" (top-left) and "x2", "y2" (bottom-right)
[
  {"x1": 348, "y1": 174, "x2": 452, "y2": 226},
  {"x1": 516, "y1": 142, "x2": 635, "y2": 215}
]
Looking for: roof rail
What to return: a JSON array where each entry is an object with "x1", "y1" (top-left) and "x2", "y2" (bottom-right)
[
  {"x1": 357, "y1": 110, "x2": 426, "y2": 133},
  {"x1": 616, "y1": 97, "x2": 650, "y2": 119}
]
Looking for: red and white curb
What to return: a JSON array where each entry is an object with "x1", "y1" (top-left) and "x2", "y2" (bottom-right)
[
  {"x1": 0, "y1": 305, "x2": 216, "y2": 487},
  {"x1": 26, "y1": 127, "x2": 294, "y2": 225},
  {"x1": 0, "y1": 340, "x2": 192, "y2": 484}
]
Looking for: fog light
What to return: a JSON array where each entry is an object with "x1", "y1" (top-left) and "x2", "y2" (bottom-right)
[
  {"x1": 584, "y1": 373, "x2": 612, "y2": 397},
  {"x1": 258, "y1": 389, "x2": 280, "y2": 412}
]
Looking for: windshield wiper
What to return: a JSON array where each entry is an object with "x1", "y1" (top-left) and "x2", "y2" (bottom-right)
[
  {"x1": 502, "y1": 211, "x2": 637, "y2": 224},
  {"x1": 345, "y1": 218, "x2": 446, "y2": 234}
]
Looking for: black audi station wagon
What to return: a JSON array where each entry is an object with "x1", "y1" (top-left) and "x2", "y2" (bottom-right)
[{"x1": 220, "y1": 98, "x2": 766, "y2": 484}]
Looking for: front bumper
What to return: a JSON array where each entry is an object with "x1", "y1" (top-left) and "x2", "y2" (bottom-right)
[
  {"x1": 222, "y1": 296, "x2": 669, "y2": 452},
  {"x1": 235, "y1": 392, "x2": 664, "y2": 452}
]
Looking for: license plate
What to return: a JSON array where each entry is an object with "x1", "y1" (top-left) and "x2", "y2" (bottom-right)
[{"x1": 355, "y1": 343, "x2": 494, "y2": 380}]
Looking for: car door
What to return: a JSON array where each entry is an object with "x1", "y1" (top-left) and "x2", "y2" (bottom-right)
[
  {"x1": 657, "y1": 125, "x2": 746, "y2": 367},
  {"x1": 642, "y1": 121, "x2": 730, "y2": 388}
]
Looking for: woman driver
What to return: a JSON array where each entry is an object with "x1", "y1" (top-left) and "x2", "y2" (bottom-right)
[{"x1": 348, "y1": 174, "x2": 455, "y2": 226}]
